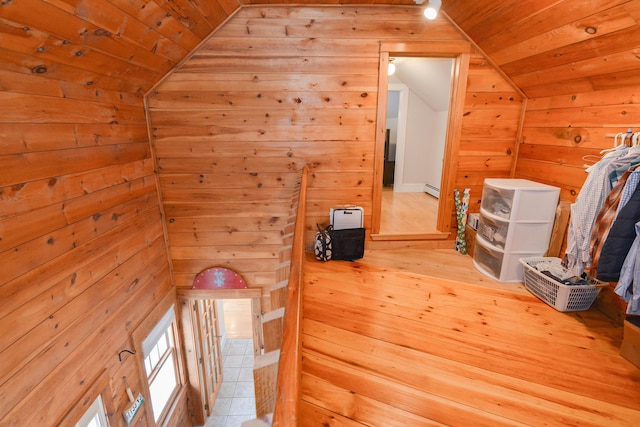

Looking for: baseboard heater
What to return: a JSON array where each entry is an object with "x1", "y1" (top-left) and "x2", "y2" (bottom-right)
[{"x1": 424, "y1": 183, "x2": 440, "y2": 198}]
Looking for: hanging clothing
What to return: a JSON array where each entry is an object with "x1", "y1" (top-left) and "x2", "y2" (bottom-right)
[
  {"x1": 615, "y1": 220, "x2": 640, "y2": 315},
  {"x1": 605, "y1": 148, "x2": 640, "y2": 187},
  {"x1": 565, "y1": 146, "x2": 630, "y2": 276},
  {"x1": 614, "y1": 168, "x2": 640, "y2": 221},
  {"x1": 595, "y1": 179, "x2": 640, "y2": 282},
  {"x1": 588, "y1": 169, "x2": 632, "y2": 277}
]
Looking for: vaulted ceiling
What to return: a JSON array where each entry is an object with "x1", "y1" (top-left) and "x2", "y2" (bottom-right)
[
  {"x1": 444, "y1": 0, "x2": 640, "y2": 98},
  {"x1": 2, "y1": 0, "x2": 639, "y2": 99}
]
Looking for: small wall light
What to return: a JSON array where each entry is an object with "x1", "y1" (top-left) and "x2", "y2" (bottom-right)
[
  {"x1": 388, "y1": 58, "x2": 396, "y2": 76},
  {"x1": 424, "y1": 0, "x2": 441, "y2": 20}
]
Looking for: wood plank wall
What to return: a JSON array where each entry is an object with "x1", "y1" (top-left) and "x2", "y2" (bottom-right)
[
  {"x1": 459, "y1": 55, "x2": 523, "y2": 213},
  {"x1": 0, "y1": 94, "x2": 175, "y2": 425},
  {"x1": 147, "y1": 5, "x2": 524, "y2": 309},
  {"x1": 0, "y1": 0, "x2": 232, "y2": 424},
  {"x1": 517, "y1": 90, "x2": 640, "y2": 204},
  {"x1": 0, "y1": 0, "x2": 242, "y2": 423}
]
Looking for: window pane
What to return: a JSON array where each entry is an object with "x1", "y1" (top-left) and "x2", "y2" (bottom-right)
[
  {"x1": 145, "y1": 356, "x2": 153, "y2": 376},
  {"x1": 142, "y1": 307, "x2": 181, "y2": 424},
  {"x1": 157, "y1": 333, "x2": 168, "y2": 355},
  {"x1": 149, "y1": 346, "x2": 160, "y2": 370},
  {"x1": 75, "y1": 395, "x2": 108, "y2": 427},
  {"x1": 149, "y1": 352, "x2": 178, "y2": 422}
]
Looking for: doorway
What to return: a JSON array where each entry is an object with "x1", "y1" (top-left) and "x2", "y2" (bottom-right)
[
  {"x1": 177, "y1": 288, "x2": 262, "y2": 425},
  {"x1": 372, "y1": 42, "x2": 471, "y2": 239},
  {"x1": 386, "y1": 58, "x2": 452, "y2": 196},
  {"x1": 381, "y1": 57, "x2": 453, "y2": 235},
  {"x1": 214, "y1": 299, "x2": 256, "y2": 424}
]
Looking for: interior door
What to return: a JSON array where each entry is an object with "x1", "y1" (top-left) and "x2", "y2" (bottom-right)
[{"x1": 194, "y1": 299, "x2": 223, "y2": 416}]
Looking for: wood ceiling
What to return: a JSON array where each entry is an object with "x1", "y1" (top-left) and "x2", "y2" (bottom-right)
[
  {"x1": 3, "y1": 1, "x2": 637, "y2": 99},
  {"x1": 442, "y1": 0, "x2": 640, "y2": 98}
]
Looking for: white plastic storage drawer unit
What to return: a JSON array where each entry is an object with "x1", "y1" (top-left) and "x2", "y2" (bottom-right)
[
  {"x1": 474, "y1": 235, "x2": 541, "y2": 283},
  {"x1": 476, "y1": 214, "x2": 509, "y2": 249},
  {"x1": 473, "y1": 178, "x2": 560, "y2": 282}
]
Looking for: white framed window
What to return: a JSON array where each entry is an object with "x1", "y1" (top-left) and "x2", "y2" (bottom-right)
[
  {"x1": 142, "y1": 306, "x2": 180, "y2": 423},
  {"x1": 75, "y1": 395, "x2": 108, "y2": 427}
]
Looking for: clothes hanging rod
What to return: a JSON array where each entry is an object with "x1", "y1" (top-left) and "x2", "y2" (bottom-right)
[{"x1": 605, "y1": 128, "x2": 634, "y2": 138}]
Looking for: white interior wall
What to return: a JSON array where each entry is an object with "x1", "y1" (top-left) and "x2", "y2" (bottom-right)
[
  {"x1": 425, "y1": 110, "x2": 448, "y2": 196},
  {"x1": 403, "y1": 90, "x2": 434, "y2": 186},
  {"x1": 387, "y1": 57, "x2": 453, "y2": 195}
]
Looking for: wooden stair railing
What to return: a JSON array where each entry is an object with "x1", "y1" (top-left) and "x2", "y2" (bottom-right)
[
  {"x1": 247, "y1": 167, "x2": 307, "y2": 426},
  {"x1": 272, "y1": 166, "x2": 307, "y2": 426}
]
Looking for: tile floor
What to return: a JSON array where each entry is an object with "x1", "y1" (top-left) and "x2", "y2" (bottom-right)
[{"x1": 205, "y1": 338, "x2": 256, "y2": 427}]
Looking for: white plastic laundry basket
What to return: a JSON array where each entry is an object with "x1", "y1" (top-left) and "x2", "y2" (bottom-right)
[{"x1": 519, "y1": 257, "x2": 606, "y2": 312}]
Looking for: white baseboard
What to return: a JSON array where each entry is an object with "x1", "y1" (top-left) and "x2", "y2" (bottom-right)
[{"x1": 393, "y1": 183, "x2": 426, "y2": 192}]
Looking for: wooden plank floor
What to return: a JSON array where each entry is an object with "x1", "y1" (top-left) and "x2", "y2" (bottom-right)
[
  {"x1": 380, "y1": 189, "x2": 439, "y2": 234},
  {"x1": 299, "y1": 251, "x2": 640, "y2": 426}
]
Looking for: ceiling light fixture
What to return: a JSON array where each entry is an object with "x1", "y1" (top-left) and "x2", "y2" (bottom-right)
[
  {"x1": 423, "y1": 0, "x2": 441, "y2": 20},
  {"x1": 388, "y1": 58, "x2": 396, "y2": 76}
]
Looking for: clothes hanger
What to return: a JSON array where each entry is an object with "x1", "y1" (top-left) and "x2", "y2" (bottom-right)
[
  {"x1": 600, "y1": 132, "x2": 624, "y2": 154},
  {"x1": 623, "y1": 128, "x2": 635, "y2": 146},
  {"x1": 582, "y1": 154, "x2": 603, "y2": 168},
  {"x1": 628, "y1": 132, "x2": 640, "y2": 153}
]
